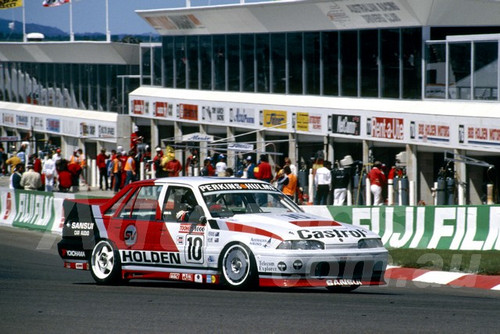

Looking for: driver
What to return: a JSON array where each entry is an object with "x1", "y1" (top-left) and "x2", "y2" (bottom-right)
[{"x1": 176, "y1": 192, "x2": 200, "y2": 222}]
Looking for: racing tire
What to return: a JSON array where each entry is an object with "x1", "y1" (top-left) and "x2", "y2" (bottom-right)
[
  {"x1": 220, "y1": 243, "x2": 257, "y2": 290},
  {"x1": 326, "y1": 285, "x2": 359, "y2": 293},
  {"x1": 90, "y1": 240, "x2": 122, "y2": 285}
]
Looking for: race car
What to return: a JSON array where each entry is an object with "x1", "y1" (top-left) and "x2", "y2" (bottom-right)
[{"x1": 58, "y1": 177, "x2": 387, "y2": 291}]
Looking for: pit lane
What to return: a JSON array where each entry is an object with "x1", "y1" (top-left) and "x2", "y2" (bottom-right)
[{"x1": 0, "y1": 226, "x2": 499, "y2": 333}]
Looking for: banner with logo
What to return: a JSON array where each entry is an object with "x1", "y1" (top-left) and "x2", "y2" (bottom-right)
[
  {"x1": 0, "y1": 0, "x2": 22, "y2": 10},
  {"x1": 325, "y1": 205, "x2": 500, "y2": 251}
]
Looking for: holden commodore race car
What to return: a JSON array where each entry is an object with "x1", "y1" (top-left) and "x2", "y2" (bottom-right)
[{"x1": 58, "y1": 177, "x2": 387, "y2": 291}]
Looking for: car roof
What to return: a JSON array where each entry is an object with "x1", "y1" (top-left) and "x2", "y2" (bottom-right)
[{"x1": 151, "y1": 176, "x2": 270, "y2": 188}]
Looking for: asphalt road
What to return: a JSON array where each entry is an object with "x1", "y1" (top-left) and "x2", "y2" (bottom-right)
[{"x1": 1, "y1": 226, "x2": 499, "y2": 334}]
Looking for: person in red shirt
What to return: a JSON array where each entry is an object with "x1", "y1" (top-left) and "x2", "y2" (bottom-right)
[
  {"x1": 255, "y1": 154, "x2": 273, "y2": 183},
  {"x1": 368, "y1": 161, "x2": 387, "y2": 205},
  {"x1": 165, "y1": 157, "x2": 182, "y2": 177},
  {"x1": 96, "y1": 149, "x2": 109, "y2": 190},
  {"x1": 58, "y1": 169, "x2": 73, "y2": 192}
]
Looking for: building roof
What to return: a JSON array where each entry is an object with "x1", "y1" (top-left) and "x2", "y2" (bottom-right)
[
  {"x1": 0, "y1": 41, "x2": 140, "y2": 64},
  {"x1": 136, "y1": 0, "x2": 500, "y2": 36}
]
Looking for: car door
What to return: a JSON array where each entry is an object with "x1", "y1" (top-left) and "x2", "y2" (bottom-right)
[
  {"x1": 161, "y1": 185, "x2": 207, "y2": 268},
  {"x1": 108, "y1": 184, "x2": 164, "y2": 252}
]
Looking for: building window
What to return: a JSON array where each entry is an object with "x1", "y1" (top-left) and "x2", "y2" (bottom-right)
[
  {"x1": 213, "y1": 35, "x2": 226, "y2": 91},
  {"x1": 187, "y1": 36, "x2": 199, "y2": 90},
  {"x1": 474, "y1": 41, "x2": 498, "y2": 100},
  {"x1": 200, "y1": 35, "x2": 212, "y2": 90},
  {"x1": 241, "y1": 34, "x2": 255, "y2": 92},
  {"x1": 227, "y1": 35, "x2": 240, "y2": 92},
  {"x1": 361, "y1": 30, "x2": 379, "y2": 97},
  {"x1": 271, "y1": 33, "x2": 286, "y2": 94},
  {"x1": 174, "y1": 36, "x2": 187, "y2": 89},
  {"x1": 449, "y1": 42, "x2": 471, "y2": 100},
  {"x1": 381, "y1": 29, "x2": 400, "y2": 98},
  {"x1": 340, "y1": 30, "x2": 358, "y2": 97},
  {"x1": 322, "y1": 31, "x2": 339, "y2": 96},
  {"x1": 425, "y1": 43, "x2": 446, "y2": 99},
  {"x1": 256, "y1": 34, "x2": 270, "y2": 93},
  {"x1": 304, "y1": 32, "x2": 320, "y2": 95},
  {"x1": 162, "y1": 36, "x2": 174, "y2": 88}
]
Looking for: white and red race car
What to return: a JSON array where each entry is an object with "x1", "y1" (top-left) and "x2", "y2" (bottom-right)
[{"x1": 58, "y1": 177, "x2": 387, "y2": 291}]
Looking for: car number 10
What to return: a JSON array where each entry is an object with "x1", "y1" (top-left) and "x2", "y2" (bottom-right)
[{"x1": 185, "y1": 235, "x2": 204, "y2": 264}]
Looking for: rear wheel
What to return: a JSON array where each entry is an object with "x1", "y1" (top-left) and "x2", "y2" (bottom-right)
[
  {"x1": 220, "y1": 243, "x2": 257, "y2": 290},
  {"x1": 90, "y1": 240, "x2": 122, "y2": 285}
]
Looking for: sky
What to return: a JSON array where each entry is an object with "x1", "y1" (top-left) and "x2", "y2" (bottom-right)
[{"x1": 0, "y1": 0, "x2": 271, "y2": 35}]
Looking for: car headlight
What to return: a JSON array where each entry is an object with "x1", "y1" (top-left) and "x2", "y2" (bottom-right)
[
  {"x1": 358, "y1": 238, "x2": 383, "y2": 249},
  {"x1": 277, "y1": 240, "x2": 325, "y2": 250}
]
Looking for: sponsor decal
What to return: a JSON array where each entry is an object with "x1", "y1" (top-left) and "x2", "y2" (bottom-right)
[
  {"x1": 177, "y1": 104, "x2": 198, "y2": 121},
  {"x1": 194, "y1": 274, "x2": 203, "y2": 283},
  {"x1": 16, "y1": 115, "x2": 29, "y2": 127},
  {"x1": 124, "y1": 225, "x2": 137, "y2": 246},
  {"x1": 249, "y1": 238, "x2": 269, "y2": 246},
  {"x1": 14, "y1": 192, "x2": 54, "y2": 228},
  {"x1": 202, "y1": 106, "x2": 225, "y2": 122},
  {"x1": 98, "y1": 125, "x2": 116, "y2": 139},
  {"x1": 169, "y1": 273, "x2": 181, "y2": 280},
  {"x1": 182, "y1": 273, "x2": 194, "y2": 282},
  {"x1": 179, "y1": 224, "x2": 205, "y2": 234},
  {"x1": 229, "y1": 108, "x2": 255, "y2": 125},
  {"x1": 3, "y1": 192, "x2": 11, "y2": 220},
  {"x1": 331, "y1": 114, "x2": 360, "y2": 136},
  {"x1": 133, "y1": 100, "x2": 147, "y2": 115},
  {"x1": 177, "y1": 235, "x2": 184, "y2": 245},
  {"x1": 155, "y1": 101, "x2": 169, "y2": 117},
  {"x1": 62, "y1": 249, "x2": 86, "y2": 258},
  {"x1": 261, "y1": 110, "x2": 287, "y2": 129},
  {"x1": 199, "y1": 182, "x2": 278, "y2": 193},
  {"x1": 121, "y1": 250, "x2": 181, "y2": 265},
  {"x1": 370, "y1": 117, "x2": 404, "y2": 140},
  {"x1": 80, "y1": 123, "x2": 96, "y2": 137},
  {"x1": 46, "y1": 118, "x2": 61, "y2": 133},
  {"x1": 297, "y1": 228, "x2": 367, "y2": 240},
  {"x1": 327, "y1": 279, "x2": 363, "y2": 287},
  {"x1": 69, "y1": 222, "x2": 94, "y2": 229},
  {"x1": 259, "y1": 260, "x2": 278, "y2": 272},
  {"x1": 466, "y1": 125, "x2": 500, "y2": 147}
]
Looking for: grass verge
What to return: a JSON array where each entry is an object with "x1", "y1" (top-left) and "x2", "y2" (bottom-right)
[{"x1": 388, "y1": 249, "x2": 500, "y2": 275}]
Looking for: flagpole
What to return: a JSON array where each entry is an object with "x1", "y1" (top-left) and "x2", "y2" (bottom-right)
[
  {"x1": 70, "y1": 0, "x2": 74, "y2": 42},
  {"x1": 105, "y1": 0, "x2": 110, "y2": 42},
  {"x1": 22, "y1": 1, "x2": 26, "y2": 42}
]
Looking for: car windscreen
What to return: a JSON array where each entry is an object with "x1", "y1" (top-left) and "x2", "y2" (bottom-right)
[{"x1": 202, "y1": 190, "x2": 302, "y2": 218}]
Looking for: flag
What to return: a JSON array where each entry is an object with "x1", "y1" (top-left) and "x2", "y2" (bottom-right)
[
  {"x1": 0, "y1": 0, "x2": 23, "y2": 10},
  {"x1": 42, "y1": 0, "x2": 70, "y2": 7}
]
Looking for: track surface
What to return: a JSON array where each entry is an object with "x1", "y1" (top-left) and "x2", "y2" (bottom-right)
[{"x1": 1, "y1": 226, "x2": 499, "y2": 333}]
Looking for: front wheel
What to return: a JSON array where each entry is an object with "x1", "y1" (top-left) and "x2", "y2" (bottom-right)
[
  {"x1": 220, "y1": 243, "x2": 257, "y2": 290},
  {"x1": 90, "y1": 240, "x2": 122, "y2": 285}
]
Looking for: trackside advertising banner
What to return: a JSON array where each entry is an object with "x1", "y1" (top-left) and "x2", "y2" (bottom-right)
[
  {"x1": 327, "y1": 206, "x2": 500, "y2": 251},
  {"x1": 0, "y1": 188, "x2": 66, "y2": 233}
]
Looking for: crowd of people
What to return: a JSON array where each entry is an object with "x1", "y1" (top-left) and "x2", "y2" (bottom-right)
[{"x1": 0, "y1": 137, "x2": 399, "y2": 207}]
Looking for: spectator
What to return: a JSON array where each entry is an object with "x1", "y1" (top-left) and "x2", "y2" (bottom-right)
[
  {"x1": 284, "y1": 157, "x2": 297, "y2": 175},
  {"x1": 244, "y1": 156, "x2": 256, "y2": 179},
  {"x1": 6, "y1": 153, "x2": 21, "y2": 174},
  {"x1": 153, "y1": 147, "x2": 165, "y2": 178},
  {"x1": 0, "y1": 146, "x2": 6, "y2": 175},
  {"x1": 165, "y1": 152, "x2": 182, "y2": 177},
  {"x1": 225, "y1": 167, "x2": 234, "y2": 177},
  {"x1": 314, "y1": 160, "x2": 331, "y2": 205},
  {"x1": 255, "y1": 154, "x2": 273, "y2": 183},
  {"x1": 20, "y1": 164, "x2": 42, "y2": 190},
  {"x1": 124, "y1": 150, "x2": 137, "y2": 186},
  {"x1": 368, "y1": 161, "x2": 387, "y2": 205},
  {"x1": 10, "y1": 164, "x2": 24, "y2": 189},
  {"x1": 201, "y1": 157, "x2": 215, "y2": 176},
  {"x1": 58, "y1": 166, "x2": 73, "y2": 192},
  {"x1": 97, "y1": 148, "x2": 109, "y2": 190},
  {"x1": 282, "y1": 166, "x2": 297, "y2": 201},
  {"x1": 42, "y1": 152, "x2": 57, "y2": 192},
  {"x1": 67, "y1": 159, "x2": 82, "y2": 192},
  {"x1": 215, "y1": 154, "x2": 227, "y2": 177},
  {"x1": 112, "y1": 152, "x2": 122, "y2": 193},
  {"x1": 332, "y1": 161, "x2": 350, "y2": 206}
]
